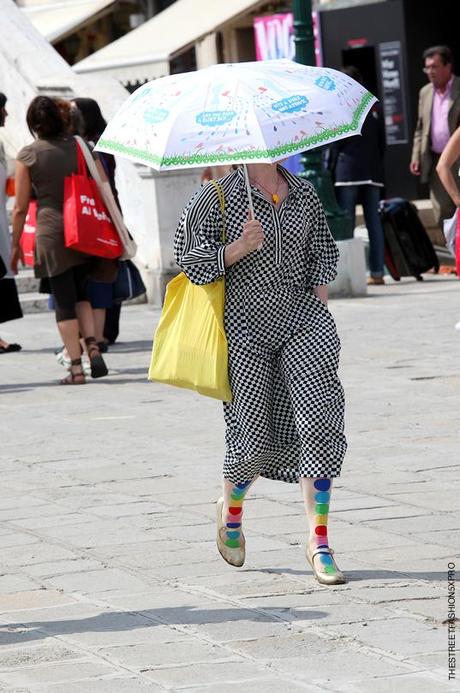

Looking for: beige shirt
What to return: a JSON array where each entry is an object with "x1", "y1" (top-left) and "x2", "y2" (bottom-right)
[{"x1": 16, "y1": 136, "x2": 90, "y2": 278}]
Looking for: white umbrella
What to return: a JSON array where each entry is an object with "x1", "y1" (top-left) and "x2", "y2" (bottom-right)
[{"x1": 96, "y1": 59, "x2": 377, "y2": 213}]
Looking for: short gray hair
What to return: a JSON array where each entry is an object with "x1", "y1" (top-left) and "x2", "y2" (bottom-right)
[{"x1": 423, "y1": 45, "x2": 453, "y2": 66}]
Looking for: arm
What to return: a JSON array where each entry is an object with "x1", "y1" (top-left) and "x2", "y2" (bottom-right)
[
  {"x1": 410, "y1": 91, "x2": 423, "y2": 175},
  {"x1": 323, "y1": 142, "x2": 340, "y2": 173},
  {"x1": 436, "y1": 127, "x2": 460, "y2": 208},
  {"x1": 313, "y1": 285, "x2": 328, "y2": 305},
  {"x1": 95, "y1": 157, "x2": 110, "y2": 185},
  {"x1": 174, "y1": 184, "x2": 264, "y2": 284},
  {"x1": 174, "y1": 186, "x2": 228, "y2": 284},
  {"x1": 376, "y1": 105, "x2": 386, "y2": 159},
  {"x1": 306, "y1": 186, "x2": 339, "y2": 300},
  {"x1": 11, "y1": 160, "x2": 32, "y2": 273},
  {"x1": 99, "y1": 152, "x2": 121, "y2": 210}
]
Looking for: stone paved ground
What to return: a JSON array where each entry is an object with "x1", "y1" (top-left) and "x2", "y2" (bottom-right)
[{"x1": 0, "y1": 274, "x2": 459, "y2": 692}]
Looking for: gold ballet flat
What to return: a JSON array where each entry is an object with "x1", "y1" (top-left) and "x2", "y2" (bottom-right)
[
  {"x1": 216, "y1": 497, "x2": 245, "y2": 567},
  {"x1": 306, "y1": 546, "x2": 347, "y2": 585}
]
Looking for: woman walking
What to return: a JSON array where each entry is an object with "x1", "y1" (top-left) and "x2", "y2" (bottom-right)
[
  {"x1": 71, "y1": 97, "x2": 122, "y2": 350},
  {"x1": 175, "y1": 163, "x2": 347, "y2": 585},
  {"x1": 11, "y1": 96, "x2": 112, "y2": 384},
  {"x1": 436, "y1": 125, "x2": 460, "y2": 329}
]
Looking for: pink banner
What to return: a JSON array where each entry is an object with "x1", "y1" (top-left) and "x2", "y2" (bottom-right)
[
  {"x1": 254, "y1": 13, "x2": 294, "y2": 61},
  {"x1": 253, "y1": 12, "x2": 322, "y2": 66}
]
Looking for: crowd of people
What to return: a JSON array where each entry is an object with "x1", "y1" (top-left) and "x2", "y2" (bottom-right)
[
  {"x1": 1, "y1": 43, "x2": 460, "y2": 586},
  {"x1": 1, "y1": 42, "x2": 460, "y2": 382},
  {"x1": 0, "y1": 93, "x2": 128, "y2": 382}
]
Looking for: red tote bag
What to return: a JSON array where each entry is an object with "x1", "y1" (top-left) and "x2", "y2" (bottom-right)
[
  {"x1": 20, "y1": 201, "x2": 37, "y2": 267},
  {"x1": 63, "y1": 140, "x2": 123, "y2": 259}
]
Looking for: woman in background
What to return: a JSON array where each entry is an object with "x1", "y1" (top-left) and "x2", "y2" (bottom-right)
[
  {"x1": 436, "y1": 126, "x2": 460, "y2": 210},
  {"x1": 0, "y1": 92, "x2": 23, "y2": 353},
  {"x1": 72, "y1": 97, "x2": 122, "y2": 349},
  {"x1": 436, "y1": 126, "x2": 460, "y2": 329},
  {"x1": 11, "y1": 96, "x2": 111, "y2": 383}
]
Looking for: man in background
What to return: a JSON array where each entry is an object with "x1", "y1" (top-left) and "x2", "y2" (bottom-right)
[{"x1": 410, "y1": 45, "x2": 460, "y2": 230}]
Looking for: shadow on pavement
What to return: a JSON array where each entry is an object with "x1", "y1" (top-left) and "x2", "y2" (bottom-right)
[
  {"x1": 245, "y1": 566, "x2": 445, "y2": 582},
  {"x1": 0, "y1": 374, "x2": 150, "y2": 392},
  {"x1": 109, "y1": 367, "x2": 149, "y2": 375},
  {"x1": 109, "y1": 340, "x2": 153, "y2": 353},
  {"x1": 0, "y1": 606, "x2": 328, "y2": 646}
]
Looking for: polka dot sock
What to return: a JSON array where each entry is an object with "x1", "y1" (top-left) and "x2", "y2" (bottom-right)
[
  {"x1": 311, "y1": 478, "x2": 336, "y2": 575},
  {"x1": 223, "y1": 480, "x2": 251, "y2": 548}
]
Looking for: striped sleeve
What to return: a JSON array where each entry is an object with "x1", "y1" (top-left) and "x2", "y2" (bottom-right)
[{"x1": 174, "y1": 182, "x2": 226, "y2": 285}]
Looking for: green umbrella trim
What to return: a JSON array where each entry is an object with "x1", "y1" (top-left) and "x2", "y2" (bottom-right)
[{"x1": 98, "y1": 91, "x2": 374, "y2": 167}]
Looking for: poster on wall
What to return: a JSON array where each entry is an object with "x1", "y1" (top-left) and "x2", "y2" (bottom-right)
[
  {"x1": 254, "y1": 12, "x2": 295, "y2": 61},
  {"x1": 253, "y1": 13, "x2": 323, "y2": 174},
  {"x1": 253, "y1": 12, "x2": 323, "y2": 65},
  {"x1": 378, "y1": 41, "x2": 408, "y2": 145}
]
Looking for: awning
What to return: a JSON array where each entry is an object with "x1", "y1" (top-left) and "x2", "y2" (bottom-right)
[
  {"x1": 73, "y1": 0, "x2": 264, "y2": 85},
  {"x1": 20, "y1": 0, "x2": 118, "y2": 44}
]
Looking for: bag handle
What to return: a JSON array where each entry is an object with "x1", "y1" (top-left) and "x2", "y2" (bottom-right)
[
  {"x1": 75, "y1": 135, "x2": 105, "y2": 184},
  {"x1": 75, "y1": 139, "x2": 87, "y2": 176},
  {"x1": 209, "y1": 179, "x2": 226, "y2": 243},
  {"x1": 74, "y1": 135, "x2": 137, "y2": 260}
]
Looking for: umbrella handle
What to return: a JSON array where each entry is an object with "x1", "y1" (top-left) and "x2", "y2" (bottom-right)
[
  {"x1": 243, "y1": 164, "x2": 255, "y2": 219},
  {"x1": 243, "y1": 164, "x2": 263, "y2": 251}
]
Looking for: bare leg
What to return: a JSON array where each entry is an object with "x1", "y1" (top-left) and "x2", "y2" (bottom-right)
[
  {"x1": 93, "y1": 308, "x2": 106, "y2": 343},
  {"x1": 75, "y1": 301, "x2": 96, "y2": 340},
  {"x1": 56, "y1": 319, "x2": 81, "y2": 361},
  {"x1": 75, "y1": 301, "x2": 108, "y2": 378},
  {"x1": 56, "y1": 319, "x2": 85, "y2": 383}
]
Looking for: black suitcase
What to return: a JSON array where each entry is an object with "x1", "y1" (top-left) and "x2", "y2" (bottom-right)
[{"x1": 378, "y1": 197, "x2": 439, "y2": 281}]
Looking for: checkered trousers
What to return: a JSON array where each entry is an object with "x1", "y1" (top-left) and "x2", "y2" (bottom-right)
[{"x1": 223, "y1": 305, "x2": 347, "y2": 484}]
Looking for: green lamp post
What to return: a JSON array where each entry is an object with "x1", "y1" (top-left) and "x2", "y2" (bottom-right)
[{"x1": 292, "y1": 0, "x2": 353, "y2": 240}]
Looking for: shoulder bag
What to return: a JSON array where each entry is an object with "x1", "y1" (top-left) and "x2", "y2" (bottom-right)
[
  {"x1": 148, "y1": 180, "x2": 232, "y2": 402},
  {"x1": 64, "y1": 138, "x2": 123, "y2": 259},
  {"x1": 75, "y1": 136, "x2": 137, "y2": 260}
]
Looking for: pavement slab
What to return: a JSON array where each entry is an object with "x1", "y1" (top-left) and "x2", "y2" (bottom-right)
[{"x1": 1, "y1": 275, "x2": 459, "y2": 690}]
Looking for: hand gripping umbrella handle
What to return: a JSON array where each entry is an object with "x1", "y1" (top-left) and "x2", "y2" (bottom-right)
[{"x1": 243, "y1": 164, "x2": 263, "y2": 251}]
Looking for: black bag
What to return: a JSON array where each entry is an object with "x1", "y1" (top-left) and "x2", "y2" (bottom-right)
[
  {"x1": 112, "y1": 259, "x2": 146, "y2": 304},
  {"x1": 379, "y1": 198, "x2": 439, "y2": 281}
]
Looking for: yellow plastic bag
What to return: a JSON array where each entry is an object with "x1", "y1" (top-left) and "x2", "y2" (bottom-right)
[{"x1": 148, "y1": 181, "x2": 232, "y2": 401}]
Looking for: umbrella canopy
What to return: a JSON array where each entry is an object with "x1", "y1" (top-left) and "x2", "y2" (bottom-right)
[{"x1": 96, "y1": 59, "x2": 376, "y2": 171}]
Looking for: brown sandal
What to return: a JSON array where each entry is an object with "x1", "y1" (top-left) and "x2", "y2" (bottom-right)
[
  {"x1": 85, "y1": 337, "x2": 108, "y2": 379},
  {"x1": 60, "y1": 357, "x2": 85, "y2": 385}
]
